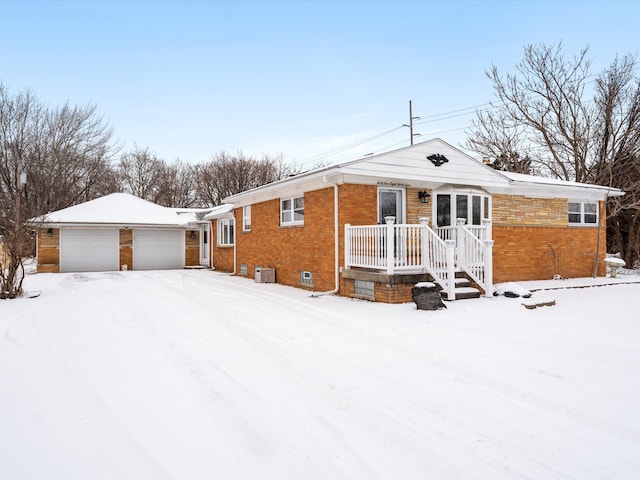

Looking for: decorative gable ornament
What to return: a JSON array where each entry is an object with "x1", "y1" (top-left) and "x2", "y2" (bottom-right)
[{"x1": 427, "y1": 153, "x2": 449, "y2": 167}]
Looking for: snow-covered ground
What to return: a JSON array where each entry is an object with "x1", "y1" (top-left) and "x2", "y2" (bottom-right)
[{"x1": 1, "y1": 269, "x2": 639, "y2": 479}]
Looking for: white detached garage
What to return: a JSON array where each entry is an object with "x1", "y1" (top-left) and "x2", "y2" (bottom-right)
[{"x1": 37, "y1": 193, "x2": 208, "y2": 273}]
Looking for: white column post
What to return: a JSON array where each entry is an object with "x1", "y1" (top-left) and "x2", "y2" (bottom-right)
[
  {"x1": 419, "y1": 217, "x2": 429, "y2": 273},
  {"x1": 483, "y1": 239, "x2": 494, "y2": 297},
  {"x1": 456, "y1": 218, "x2": 466, "y2": 268},
  {"x1": 344, "y1": 224, "x2": 351, "y2": 269},
  {"x1": 445, "y1": 239, "x2": 456, "y2": 300},
  {"x1": 482, "y1": 218, "x2": 492, "y2": 241},
  {"x1": 385, "y1": 216, "x2": 395, "y2": 275}
]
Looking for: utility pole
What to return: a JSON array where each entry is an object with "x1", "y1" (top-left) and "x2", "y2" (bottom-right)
[{"x1": 404, "y1": 100, "x2": 421, "y2": 145}]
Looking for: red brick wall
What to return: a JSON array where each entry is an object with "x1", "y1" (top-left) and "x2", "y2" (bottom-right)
[
  {"x1": 492, "y1": 200, "x2": 607, "y2": 282},
  {"x1": 225, "y1": 184, "x2": 379, "y2": 292},
  {"x1": 36, "y1": 228, "x2": 60, "y2": 273},
  {"x1": 119, "y1": 229, "x2": 132, "y2": 270},
  {"x1": 211, "y1": 220, "x2": 235, "y2": 272},
  {"x1": 232, "y1": 188, "x2": 333, "y2": 290},
  {"x1": 185, "y1": 229, "x2": 200, "y2": 266}
]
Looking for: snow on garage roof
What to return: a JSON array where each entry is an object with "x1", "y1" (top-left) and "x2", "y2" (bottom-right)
[{"x1": 40, "y1": 193, "x2": 200, "y2": 226}]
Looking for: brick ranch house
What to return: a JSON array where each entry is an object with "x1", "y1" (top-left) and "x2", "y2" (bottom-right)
[{"x1": 206, "y1": 139, "x2": 624, "y2": 303}]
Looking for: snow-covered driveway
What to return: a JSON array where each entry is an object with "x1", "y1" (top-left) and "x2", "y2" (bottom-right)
[{"x1": 1, "y1": 270, "x2": 639, "y2": 479}]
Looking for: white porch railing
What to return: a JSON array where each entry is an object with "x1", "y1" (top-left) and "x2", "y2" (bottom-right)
[
  {"x1": 344, "y1": 217, "x2": 493, "y2": 299},
  {"x1": 456, "y1": 224, "x2": 494, "y2": 297}
]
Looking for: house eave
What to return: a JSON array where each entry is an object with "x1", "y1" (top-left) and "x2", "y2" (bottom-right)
[
  {"x1": 37, "y1": 222, "x2": 192, "y2": 229},
  {"x1": 489, "y1": 181, "x2": 624, "y2": 201}
]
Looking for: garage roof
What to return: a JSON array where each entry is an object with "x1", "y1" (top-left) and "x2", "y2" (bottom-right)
[{"x1": 40, "y1": 193, "x2": 202, "y2": 227}]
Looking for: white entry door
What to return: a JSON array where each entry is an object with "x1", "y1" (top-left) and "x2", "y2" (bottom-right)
[
  {"x1": 199, "y1": 223, "x2": 210, "y2": 266},
  {"x1": 60, "y1": 228, "x2": 119, "y2": 273},
  {"x1": 378, "y1": 187, "x2": 404, "y2": 224},
  {"x1": 133, "y1": 229, "x2": 184, "y2": 270}
]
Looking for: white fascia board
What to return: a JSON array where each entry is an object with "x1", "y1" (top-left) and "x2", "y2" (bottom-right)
[
  {"x1": 205, "y1": 211, "x2": 235, "y2": 221},
  {"x1": 41, "y1": 222, "x2": 189, "y2": 229},
  {"x1": 203, "y1": 204, "x2": 235, "y2": 220},
  {"x1": 489, "y1": 182, "x2": 623, "y2": 201},
  {"x1": 225, "y1": 171, "x2": 345, "y2": 206}
]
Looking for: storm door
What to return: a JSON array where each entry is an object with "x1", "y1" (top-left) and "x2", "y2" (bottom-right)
[{"x1": 378, "y1": 188, "x2": 404, "y2": 224}]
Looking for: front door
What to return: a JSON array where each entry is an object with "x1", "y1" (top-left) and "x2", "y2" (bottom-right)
[
  {"x1": 199, "y1": 223, "x2": 210, "y2": 266},
  {"x1": 378, "y1": 188, "x2": 404, "y2": 224}
]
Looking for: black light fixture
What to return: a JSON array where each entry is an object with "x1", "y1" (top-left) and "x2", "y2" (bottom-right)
[
  {"x1": 190, "y1": 230, "x2": 196, "y2": 239},
  {"x1": 47, "y1": 228, "x2": 53, "y2": 237},
  {"x1": 418, "y1": 190, "x2": 431, "y2": 204}
]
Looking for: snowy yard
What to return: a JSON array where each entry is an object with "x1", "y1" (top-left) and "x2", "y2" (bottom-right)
[{"x1": 1, "y1": 269, "x2": 640, "y2": 479}]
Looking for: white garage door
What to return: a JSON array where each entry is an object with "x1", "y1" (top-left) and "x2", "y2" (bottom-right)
[
  {"x1": 60, "y1": 228, "x2": 119, "y2": 273},
  {"x1": 133, "y1": 229, "x2": 184, "y2": 270}
]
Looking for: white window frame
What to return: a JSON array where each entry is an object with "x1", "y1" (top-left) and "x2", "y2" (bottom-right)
[
  {"x1": 281, "y1": 195, "x2": 304, "y2": 226},
  {"x1": 568, "y1": 200, "x2": 598, "y2": 226},
  {"x1": 433, "y1": 189, "x2": 491, "y2": 227},
  {"x1": 217, "y1": 218, "x2": 235, "y2": 246},
  {"x1": 242, "y1": 205, "x2": 251, "y2": 231},
  {"x1": 377, "y1": 187, "x2": 406, "y2": 224}
]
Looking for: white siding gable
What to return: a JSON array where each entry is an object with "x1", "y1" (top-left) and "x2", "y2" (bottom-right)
[{"x1": 340, "y1": 139, "x2": 510, "y2": 189}]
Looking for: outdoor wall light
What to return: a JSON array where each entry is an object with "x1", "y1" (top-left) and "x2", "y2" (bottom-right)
[
  {"x1": 418, "y1": 191, "x2": 431, "y2": 204},
  {"x1": 190, "y1": 230, "x2": 196, "y2": 239},
  {"x1": 47, "y1": 228, "x2": 53, "y2": 237}
]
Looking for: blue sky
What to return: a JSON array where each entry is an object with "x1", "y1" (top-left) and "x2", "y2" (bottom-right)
[{"x1": 2, "y1": 0, "x2": 638, "y2": 166}]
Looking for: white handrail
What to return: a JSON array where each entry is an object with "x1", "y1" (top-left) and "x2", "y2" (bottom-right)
[
  {"x1": 344, "y1": 222, "x2": 492, "y2": 299},
  {"x1": 457, "y1": 226, "x2": 493, "y2": 297}
]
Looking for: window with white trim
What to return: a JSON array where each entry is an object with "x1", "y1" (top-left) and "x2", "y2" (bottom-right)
[
  {"x1": 217, "y1": 218, "x2": 235, "y2": 246},
  {"x1": 435, "y1": 191, "x2": 491, "y2": 227},
  {"x1": 281, "y1": 196, "x2": 304, "y2": 225},
  {"x1": 242, "y1": 205, "x2": 251, "y2": 231},
  {"x1": 568, "y1": 201, "x2": 597, "y2": 225}
]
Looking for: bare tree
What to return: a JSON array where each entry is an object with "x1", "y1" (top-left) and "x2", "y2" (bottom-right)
[
  {"x1": 117, "y1": 146, "x2": 168, "y2": 203},
  {"x1": 160, "y1": 160, "x2": 197, "y2": 208},
  {"x1": 466, "y1": 109, "x2": 536, "y2": 174},
  {"x1": 467, "y1": 43, "x2": 595, "y2": 181},
  {"x1": 590, "y1": 55, "x2": 640, "y2": 265},
  {"x1": 0, "y1": 83, "x2": 117, "y2": 298},
  {"x1": 193, "y1": 151, "x2": 291, "y2": 206},
  {"x1": 465, "y1": 43, "x2": 640, "y2": 266}
]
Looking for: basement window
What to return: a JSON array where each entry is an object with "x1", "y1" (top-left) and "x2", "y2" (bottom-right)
[
  {"x1": 354, "y1": 280, "x2": 374, "y2": 299},
  {"x1": 300, "y1": 271, "x2": 313, "y2": 285}
]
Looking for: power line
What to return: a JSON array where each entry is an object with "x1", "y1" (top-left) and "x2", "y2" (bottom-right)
[
  {"x1": 295, "y1": 125, "x2": 405, "y2": 166},
  {"x1": 293, "y1": 62, "x2": 640, "y2": 166}
]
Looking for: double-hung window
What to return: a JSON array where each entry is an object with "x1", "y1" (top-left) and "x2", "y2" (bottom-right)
[
  {"x1": 218, "y1": 218, "x2": 235, "y2": 246},
  {"x1": 281, "y1": 196, "x2": 304, "y2": 225},
  {"x1": 242, "y1": 205, "x2": 251, "y2": 231},
  {"x1": 568, "y1": 201, "x2": 597, "y2": 225}
]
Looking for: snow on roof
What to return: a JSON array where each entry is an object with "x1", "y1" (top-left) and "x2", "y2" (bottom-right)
[
  {"x1": 203, "y1": 204, "x2": 234, "y2": 220},
  {"x1": 41, "y1": 193, "x2": 199, "y2": 226},
  {"x1": 501, "y1": 171, "x2": 624, "y2": 196}
]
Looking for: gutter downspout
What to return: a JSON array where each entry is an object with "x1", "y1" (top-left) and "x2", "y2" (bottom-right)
[
  {"x1": 232, "y1": 214, "x2": 237, "y2": 275},
  {"x1": 311, "y1": 176, "x2": 340, "y2": 297}
]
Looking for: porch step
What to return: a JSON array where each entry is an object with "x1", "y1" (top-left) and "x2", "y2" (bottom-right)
[
  {"x1": 445, "y1": 275, "x2": 482, "y2": 300},
  {"x1": 453, "y1": 286, "x2": 482, "y2": 300}
]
